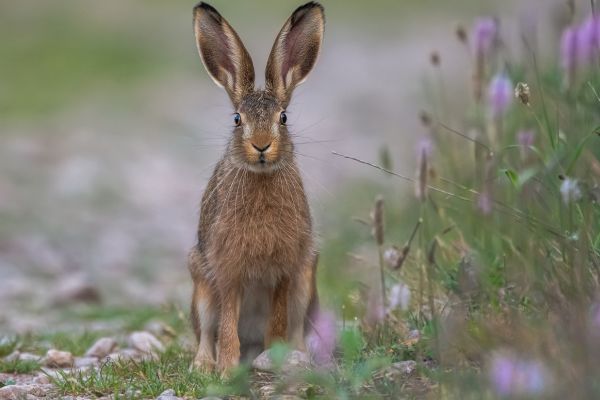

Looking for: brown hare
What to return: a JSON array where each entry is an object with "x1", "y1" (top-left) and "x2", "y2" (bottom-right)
[{"x1": 188, "y1": 1, "x2": 325, "y2": 373}]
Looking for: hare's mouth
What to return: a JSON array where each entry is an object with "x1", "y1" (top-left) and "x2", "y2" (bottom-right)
[{"x1": 244, "y1": 159, "x2": 280, "y2": 174}]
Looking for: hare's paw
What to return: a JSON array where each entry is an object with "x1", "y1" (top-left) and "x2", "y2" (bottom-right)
[
  {"x1": 217, "y1": 352, "x2": 240, "y2": 377},
  {"x1": 191, "y1": 353, "x2": 215, "y2": 374}
]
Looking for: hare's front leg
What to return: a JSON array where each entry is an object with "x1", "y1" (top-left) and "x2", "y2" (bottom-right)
[
  {"x1": 190, "y1": 276, "x2": 217, "y2": 373},
  {"x1": 287, "y1": 258, "x2": 317, "y2": 351},
  {"x1": 216, "y1": 281, "x2": 241, "y2": 374},
  {"x1": 265, "y1": 278, "x2": 290, "y2": 348}
]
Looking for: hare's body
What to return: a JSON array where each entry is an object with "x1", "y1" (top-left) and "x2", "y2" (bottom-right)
[
  {"x1": 189, "y1": 158, "x2": 316, "y2": 360},
  {"x1": 188, "y1": 2, "x2": 325, "y2": 373}
]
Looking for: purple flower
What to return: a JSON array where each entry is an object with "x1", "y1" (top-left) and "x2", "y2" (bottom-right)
[
  {"x1": 473, "y1": 18, "x2": 498, "y2": 56},
  {"x1": 306, "y1": 309, "x2": 337, "y2": 367},
  {"x1": 577, "y1": 16, "x2": 599, "y2": 66},
  {"x1": 490, "y1": 354, "x2": 515, "y2": 396},
  {"x1": 560, "y1": 26, "x2": 578, "y2": 77},
  {"x1": 488, "y1": 74, "x2": 513, "y2": 118},
  {"x1": 489, "y1": 352, "x2": 549, "y2": 397}
]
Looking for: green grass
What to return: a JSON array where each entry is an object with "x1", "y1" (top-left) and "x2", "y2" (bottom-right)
[
  {"x1": 52, "y1": 344, "x2": 222, "y2": 399},
  {"x1": 0, "y1": 360, "x2": 41, "y2": 375}
]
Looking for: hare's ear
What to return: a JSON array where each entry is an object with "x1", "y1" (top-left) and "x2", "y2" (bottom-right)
[
  {"x1": 265, "y1": 2, "x2": 324, "y2": 107},
  {"x1": 193, "y1": 2, "x2": 255, "y2": 106}
]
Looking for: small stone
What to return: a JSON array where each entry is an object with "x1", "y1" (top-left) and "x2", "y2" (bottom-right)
[
  {"x1": 125, "y1": 388, "x2": 142, "y2": 398},
  {"x1": 40, "y1": 367, "x2": 79, "y2": 380},
  {"x1": 44, "y1": 349, "x2": 74, "y2": 368},
  {"x1": 32, "y1": 374, "x2": 51, "y2": 385},
  {"x1": 0, "y1": 383, "x2": 54, "y2": 399},
  {"x1": 19, "y1": 353, "x2": 43, "y2": 363},
  {"x1": 106, "y1": 348, "x2": 140, "y2": 362},
  {"x1": 2, "y1": 351, "x2": 42, "y2": 363},
  {"x1": 128, "y1": 331, "x2": 164, "y2": 355},
  {"x1": 252, "y1": 350, "x2": 310, "y2": 373},
  {"x1": 74, "y1": 356, "x2": 98, "y2": 368},
  {"x1": 144, "y1": 320, "x2": 176, "y2": 338},
  {"x1": 85, "y1": 337, "x2": 117, "y2": 358},
  {"x1": 156, "y1": 388, "x2": 183, "y2": 400}
]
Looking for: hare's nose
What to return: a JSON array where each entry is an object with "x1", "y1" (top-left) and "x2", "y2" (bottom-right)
[{"x1": 251, "y1": 143, "x2": 271, "y2": 153}]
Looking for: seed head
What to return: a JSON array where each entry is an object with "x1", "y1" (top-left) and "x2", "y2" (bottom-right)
[
  {"x1": 384, "y1": 245, "x2": 410, "y2": 270},
  {"x1": 514, "y1": 82, "x2": 530, "y2": 106},
  {"x1": 430, "y1": 51, "x2": 441, "y2": 67},
  {"x1": 415, "y1": 137, "x2": 433, "y2": 202},
  {"x1": 455, "y1": 24, "x2": 468, "y2": 44},
  {"x1": 419, "y1": 110, "x2": 433, "y2": 128},
  {"x1": 372, "y1": 196, "x2": 384, "y2": 245}
]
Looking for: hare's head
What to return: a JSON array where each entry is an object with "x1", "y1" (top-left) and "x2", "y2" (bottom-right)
[{"x1": 193, "y1": 2, "x2": 324, "y2": 173}]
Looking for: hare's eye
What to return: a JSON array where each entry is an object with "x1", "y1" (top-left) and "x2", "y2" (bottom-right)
[
  {"x1": 280, "y1": 111, "x2": 287, "y2": 125},
  {"x1": 233, "y1": 113, "x2": 241, "y2": 126}
]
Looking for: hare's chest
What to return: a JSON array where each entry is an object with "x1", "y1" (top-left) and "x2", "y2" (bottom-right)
[{"x1": 211, "y1": 180, "x2": 310, "y2": 270}]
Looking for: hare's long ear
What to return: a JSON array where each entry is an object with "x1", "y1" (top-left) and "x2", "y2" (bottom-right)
[
  {"x1": 193, "y1": 2, "x2": 255, "y2": 106},
  {"x1": 265, "y1": 2, "x2": 324, "y2": 107}
]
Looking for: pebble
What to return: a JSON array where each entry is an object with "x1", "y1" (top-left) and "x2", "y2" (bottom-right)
[
  {"x1": 0, "y1": 383, "x2": 54, "y2": 399},
  {"x1": 106, "y1": 348, "x2": 140, "y2": 362},
  {"x1": 43, "y1": 349, "x2": 74, "y2": 368},
  {"x1": 156, "y1": 388, "x2": 183, "y2": 400},
  {"x1": 252, "y1": 350, "x2": 310, "y2": 373},
  {"x1": 32, "y1": 374, "x2": 51, "y2": 385},
  {"x1": 3, "y1": 351, "x2": 42, "y2": 363},
  {"x1": 74, "y1": 356, "x2": 98, "y2": 368},
  {"x1": 85, "y1": 337, "x2": 117, "y2": 358},
  {"x1": 128, "y1": 331, "x2": 164, "y2": 355}
]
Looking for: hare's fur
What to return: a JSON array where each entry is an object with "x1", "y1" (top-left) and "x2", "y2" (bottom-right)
[{"x1": 188, "y1": 2, "x2": 324, "y2": 373}]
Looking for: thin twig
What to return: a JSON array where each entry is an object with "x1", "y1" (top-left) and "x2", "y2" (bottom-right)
[
  {"x1": 331, "y1": 151, "x2": 564, "y2": 237},
  {"x1": 331, "y1": 151, "x2": 471, "y2": 202},
  {"x1": 439, "y1": 123, "x2": 492, "y2": 155}
]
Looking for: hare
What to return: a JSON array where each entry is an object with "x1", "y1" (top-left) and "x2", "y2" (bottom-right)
[{"x1": 188, "y1": 2, "x2": 325, "y2": 373}]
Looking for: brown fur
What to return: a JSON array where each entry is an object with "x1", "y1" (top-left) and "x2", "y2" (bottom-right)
[{"x1": 189, "y1": 2, "x2": 325, "y2": 374}]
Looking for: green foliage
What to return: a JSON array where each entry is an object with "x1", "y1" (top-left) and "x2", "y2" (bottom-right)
[
  {"x1": 0, "y1": 337, "x2": 18, "y2": 358},
  {"x1": 0, "y1": 359, "x2": 41, "y2": 374}
]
